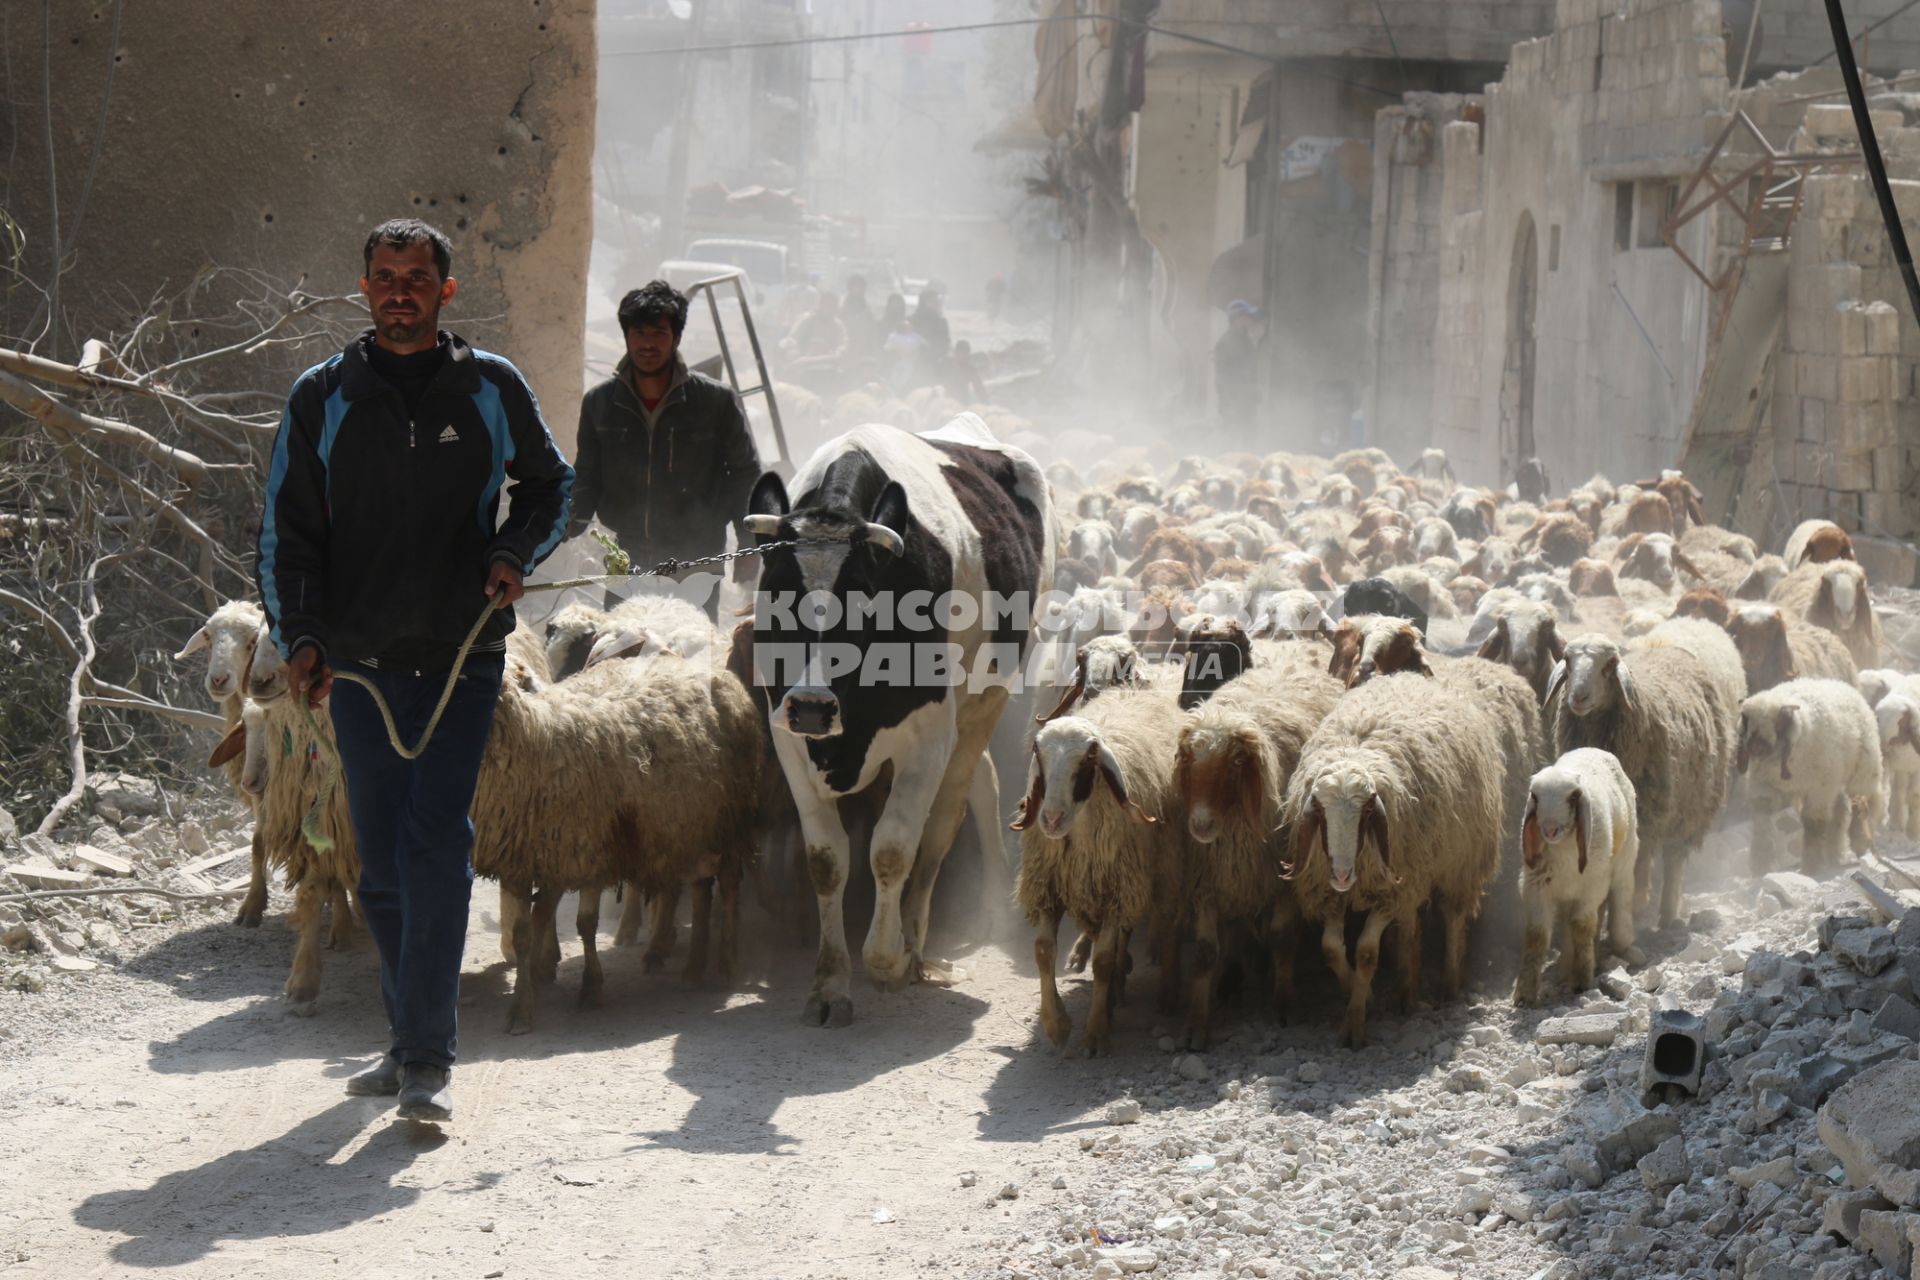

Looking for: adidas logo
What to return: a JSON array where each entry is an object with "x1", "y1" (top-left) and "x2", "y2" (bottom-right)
[{"x1": 436, "y1": 425, "x2": 459, "y2": 444}]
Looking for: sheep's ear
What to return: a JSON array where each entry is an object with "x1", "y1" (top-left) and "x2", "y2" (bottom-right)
[
  {"x1": 1036, "y1": 652, "x2": 1089, "y2": 725},
  {"x1": 1544, "y1": 659, "x2": 1569, "y2": 706},
  {"x1": 1008, "y1": 750, "x2": 1044, "y2": 832},
  {"x1": 1674, "y1": 550, "x2": 1707, "y2": 583},
  {"x1": 1616, "y1": 659, "x2": 1637, "y2": 713},
  {"x1": 1282, "y1": 798, "x2": 1324, "y2": 879},
  {"x1": 1236, "y1": 738, "x2": 1266, "y2": 830},
  {"x1": 1611, "y1": 533, "x2": 1642, "y2": 563},
  {"x1": 207, "y1": 720, "x2": 247, "y2": 769},
  {"x1": 1476, "y1": 616, "x2": 1510, "y2": 662},
  {"x1": 174, "y1": 626, "x2": 212, "y2": 661},
  {"x1": 1777, "y1": 705, "x2": 1797, "y2": 782},
  {"x1": 1543, "y1": 616, "x2": 1566, "y2": 663},
  {"x1": 1094, "y1": 740, "x2": 1156, "y2": 824},
  {"x1": 1570, "y1": 787, "x2": 1590, "y2": 875},
  {"x1": 1364, "y1": 794, "x2": 1392, "y2": 869},
  {"x1": 1900, "y1": 709, "x2": 1920, "y2": 755},
  {"x1": 1521, "y1": 793, "x2": 1544, "y2": 868}
]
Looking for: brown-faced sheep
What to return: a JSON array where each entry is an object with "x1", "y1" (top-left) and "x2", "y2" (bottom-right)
[
  {"x1": 1680, "y1": 524, "x2": 1758, "y2": 566},
  {"x1": 1613, "y1": 533, "x2": 1702, "y2": 593},
  {"x1": 1519, "y1": 512, "x2": 1595, "y2": 568},
  {"x1": 1283, "y1": 675, "x2": 1506, "y2": 1047},
  {"x1": 1672, "y1": 587, "x2": 1732, "y2": 628},
  {"x1": 1173, "y1": 663, "x2": 1344, "y2": 1047},
  {"x1": 1784, "y1": 518, "x2": 1856, "y2": 568},
  {"x1": 1451, "y1": 576, "x2": 1492, "y2": 613},
  {"x1": 1568, "y1": 559, "x2": 1619, "y2": 598},
  {"x1": 1770, "y1": 559, "x2": 1882, "y2": 669},
  {"x1": 1544, "y1": 633, "x2": 1739, "y2": 925},
  {"x1": 1603, "y1": 490, "x2": 1676, "y2": 538},
  {"x1": 1014, "y1": 688, "x2": 1188, "y2": 1056},
  {"x1": 1723, "y1": 602, "x2": 1858, "y2": 694},
  {"x1": 1125, "y1": 527, "x2": 1210, "y2": 580}
]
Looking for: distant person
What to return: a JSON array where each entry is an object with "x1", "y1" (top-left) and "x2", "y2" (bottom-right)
[
  {"x1": 883, "y1": 315, "x2": 928, "y2": 389},
  {"x1": 258, "y1": 218, "x2": 573, "y2": 1123},
  {"x1": 783, "y1": 290, "x2": 846, "y2": 365},
  {"x1": 985, "y1": 271, "x2": 1007, "y2": 324},
  {"x1": 1214, "y1": 299, "x2": 1261, "y2": 428},
  {"x1": 911, "y1": 287, "x2": 951, "y2": 359},
  {"x1": 945, "y1": 338, "x2": 987, "y2": 402},
  {"x1": 840, "y1": 274, "x2": 881, "y2": 356},
  {"x1": 569, "y1": 280, "x2": 762, "y2": 615},
  {"x1": 880, "y1": 290, "x2": 908, "y2": 337}
]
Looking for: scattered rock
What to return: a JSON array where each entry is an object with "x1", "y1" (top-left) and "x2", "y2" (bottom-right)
[
  {"x1": 1856, "y1": 1208, "x2": 1917, "y2": 1273},
  {"x1": 1172, "y1": 1054, "x2": 1208, "y2": 1081},
  {"x1": 1092, "y1": 1245, "x2": 1157, "y2": 1274},
  {"x1": 1821, "y1": 1187, "x2": 1893, "y2": 1243},
  {"x1": 1872, "y1": 993, "x2": 1920, "y2": 1042},
  {"x1": 1731, "y1": 1155, "x2": 1797, "y2": 1190},
  {"x1": 1832, "y1": 927, "x2": 1897, "y2": 977},
  {"x1": 996, "y1": 1183, "x2": 1019, "y2": 1201},
  {"x1": 1106, "y1": 1100, "x2": 1143, "y2": 1126},
  {"x1": 1819, "y1": 1060, "x2": 1920, "y2": 1206},
  {"x1": 1537, "y1": 1012, "x2": 1626, "y2": 1047},
  {"x1": 1595, "y1": 1109, "x2": 1680, "y2": 1176},
  {"x1": 66, "y1": 845, "x2": 132, "y2": 877},
  {"x1": 1638, "y1": 1134, "x2": 1691, "y2": 1192}
]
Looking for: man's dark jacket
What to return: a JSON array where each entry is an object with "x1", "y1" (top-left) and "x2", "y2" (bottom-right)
[
  {"x1": 569, "y1": 354, "x2": 761, "y2": 567},
  {"x1": 257, "y1": 329, "x2": 574, "y2": 665}
]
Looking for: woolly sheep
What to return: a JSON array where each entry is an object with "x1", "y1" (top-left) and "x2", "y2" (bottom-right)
[
  {"x1": 1515, "y1": 749, "x2": 1640, "y2": 1006},
  {"x1": 1680, "y1": 524, "x2": 1757, "y2": 566},
  {"x1": 544, "y1": 592, "x2": 715, "y2": 682},
  {"x1": 1412, "y1": 516, "x2": 1458, "y2": 561},
  {"x1": 1066, "y1": 520, "x2": 1119, "y2": 576},
  {"x1": 1783, "y1": 519, "x2": 1855, "y2": 568},
  {"x1": 1632, "y1": 618, "x2": 1749, "y2": 723},
  {"x1": 1770, "y1": 559, "x2": 1883, "y2": 669},
  {"x1": 1474, "y1": 598, "x2": 1566, "y2": 701},
  {"x1": 1173, "y1": 662, "x2": 1344, "y2": 1047},
  {"x1": 1736, "y1": 554, "x2": 1791, "y2": 600},
  {"x1": 1545, "y1": 632, "x2": 1738, "y2": 926},
  {"x1": 177, "y1": 600, "x2": 273, "y2": 927},
  {"x1": 1723, "y1": 602, "x2": 1857, "y2": 694},
  {"x1": 1284, "y1": 674, "x2": 1506, "y2": 1047},
  {"x1": 1858, "y1": 668, "x2": 1920, "y2": 709},
  {"x1": 1876, "y1": 691, "x2": 1920, "y2": 840},
  {"x1": 1013, "y1": 688, "x2": 1188, "y2": 1056},
  {"x1": 1737, "y1": 678, "x2": 1883, "y2": 875},
  {"x1": 478, "y1": 653, "x2": 762, "y2": 1032}
]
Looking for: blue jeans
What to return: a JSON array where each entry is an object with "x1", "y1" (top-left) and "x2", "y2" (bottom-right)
[{"x1": 329, "y1": 655, "x2": 504, "y2": 1069}]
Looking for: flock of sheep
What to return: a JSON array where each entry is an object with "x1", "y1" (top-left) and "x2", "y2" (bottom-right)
[
  {"x1": 169, "y1": 427, "x2": 1914, "y2": 1057},
  {"x1": 1016, "y1": 445, "x2": 1907, "y2": 1054}
]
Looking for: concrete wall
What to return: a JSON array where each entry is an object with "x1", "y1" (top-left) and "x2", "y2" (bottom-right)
[
  {"x1": 5, "y1": 2, "x2": 595, "y2": 450},
  {"x1": 1761, "y1": 1, "x2": 1920, "y2": 78},
  {"x1": 1156, "y1": 0, "x2": 1557, "y2": 64}
]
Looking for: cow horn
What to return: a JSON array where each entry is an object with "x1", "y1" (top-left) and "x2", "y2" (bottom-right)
[
  {"x1": 864, "y1": 522, "x2": 906, "y2": 557},
  {"x1": 742, "y1": 514, "x2": 782, "y2": 537}
]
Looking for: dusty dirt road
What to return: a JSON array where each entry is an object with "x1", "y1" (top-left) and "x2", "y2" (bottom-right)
[{"x1": 0, "y1": 896, "x2": 1127, "y2": 1280}]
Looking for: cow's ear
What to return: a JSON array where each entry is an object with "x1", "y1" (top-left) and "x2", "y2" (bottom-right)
[
  {"x1": 867, "y1": 481, "x2": 910, "y2": 556},
  {"x1": 747, "y1": 472, "x2": 791, "y2": 526}
]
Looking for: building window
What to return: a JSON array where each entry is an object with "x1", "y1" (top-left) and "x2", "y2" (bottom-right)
[
  {"x1": 1636, "y1": 180, "x2": 1678, "y2": 249},
  {"x1": 1614, "y1": 184, "x2": 1634, "y2": 252}
]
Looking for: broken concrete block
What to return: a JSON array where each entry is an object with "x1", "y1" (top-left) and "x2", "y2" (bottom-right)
[
  {"x1": 1856, "y1": 1208, "x2": 1916, "y2": 1273},
  {"x1": 1832, "y1": 927, "x2": 1896, "y2": 976},
  {"x1": 1822, "y1": 1187, "x2": 1893, "y2": 1242},
  {"x1": 0, "y1": 863, "x2": 89, "y2": 890},
  {"x1": 1596, "y1": 1110, "x2": 1680, "y2": 1177},
  {"x1": 1819, "y1": 1059, "x2": 1920, "y2": 1206},
  {"x1": 1639, "y1": 1134, "x2": 1691, "y2": 1193},
  {"x1": 1537, "y1": 1012, "x2": 1626, "y2": 1047},
  {"x1": 1642, "y1": 1008, "x2": 1706, "y2": 1100},
  {"x1": 1824, "y1": 914, "x2": 1874, "y2": 949},
  {"x1": 1897, "y1": 911, "x2": 1920, "y2": 996},
  {"x1": 1731, "y1": 1155, "x2": 1798, "y2": 1190},
  {"x1": 67, "y1": 845, "x2": 132, "y2": 877},
  {"x1": 1872, "y1": 994, "x2": 1920, "y2": 1042}
]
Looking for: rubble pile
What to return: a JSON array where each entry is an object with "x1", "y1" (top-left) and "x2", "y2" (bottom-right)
[
  {"x1": 0, "y1": 773, "x2": 253, "y2": 997},
  {"x1": 977, "y1": 869, "x2": 1920, "y2": 1280}
]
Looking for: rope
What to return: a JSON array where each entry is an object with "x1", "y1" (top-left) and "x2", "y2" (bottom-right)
[
  {"x1": 286, "y1": 542, "x2": 795, "y2": 852},
  {"x1": 0, "y1": 884, "x2": 245, "y2": 906}
]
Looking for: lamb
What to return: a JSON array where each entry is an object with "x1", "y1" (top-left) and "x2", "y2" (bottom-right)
[
  {"x1": 1283, "y1": 675, "x2": 1506, "y2": 1047},
  {"x1": 1544, "y1": 632, "x2": 1739, "y2": 925},
  {"x1": 478, "y1": 652, "x2": 763, "y2": 1032},
  {"x1": 1784, "y1": 518, "x2": 1856, "y2": 568},
  {"x1": 176, "y1": 600, "x2": 274, "y2": 927},
  {"x1": 1876, "y1": 691, "x2": 1920, "y2": 840},
  {"x1": 1858, "y1": 669, "x2": 1920, "y2": 709},
  {"x1": 543, "y1": 592, "x2": 716, "y2": 681},
  {"x1": 1173, "y1": 663, "x2": 1344, "y2": 1048},
  {"x1": 1514, "y1": 749, "x2": 1640, "y2": 1006},
  {"x1": 1613, "y1": 532, "x2": 1701, "y2": 592},
  {"x1": 1723, "y1": 602, "x2": 1858, "y2": 694},
  {"x1": 1013, "y1": 688, "x2": 1188, "y2": 1056},
  {"x1": 1340, "y1": 576, "x2": 1428, "y2": 634},
  {"x1": 1737, "y1": 678, "x2": 1883, "y2": 875},
  {"x1": 1770, "y1": 559, "x2": 1883, "y2": 669},
  {"x1": 1442, "y1": 489, "x2": 1499, "y2": 541}
]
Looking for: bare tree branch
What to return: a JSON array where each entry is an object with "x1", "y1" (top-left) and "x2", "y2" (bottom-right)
[
  {"x1": 0, "y1": 367, "x2": 210, "y2": 485},
  {"x1": 134, "y1": 292, "x2": 362, "y2": 386},
  {"x1": 36, "y1": 552, "x2": 120, "y2": 836},
  {"x1": 80, "y1": 695, "x2": 224, "y2": 731}
]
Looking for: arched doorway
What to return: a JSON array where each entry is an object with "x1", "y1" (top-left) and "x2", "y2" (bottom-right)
[{"x1": 1499, "y1": 214, "x2": 1540, "y2": 481}]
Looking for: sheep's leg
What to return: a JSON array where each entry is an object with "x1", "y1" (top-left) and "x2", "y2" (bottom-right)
[
  {"x1": 508, "y1": 887, "x2": 557, "y2": 1035},
  {"x1": 614, "y1": 882, "x2": 647, "y2": 948},
  {"x1": 1748, "y1": 791, "x2": 1785, "y2": 878},
  {"x1": 235, "y1": 828, "x2": 268, "y2": 928},
  {"x1": 1632, "y1": 839, "x2": 1654, "y2": 915},
  {"x1": 1083, "y1": 919, "x2": 1126, "y2": 1057},
  {"x1": 681, "y1": 877, "x2": 715, "y2": 986},
  {"x1": 1564, "y1": 906, "x2": 1599, "y2": 994},
  {"x1": 1395, "y1": 908, "x2": 1423, "y2": 1014},
  {"x1": 578, "y1": 887, "x2": 605, "y2": 1009},
  {"x1": 1065, "y1": 930, "x2": 1095, "y2": 974},
  {"x1": 325, "y1": 879, "x2": 355, "y2": 950},
  {"x1": 1439, "y1": 896, "x2": 1472, "y2": 1002},
  {"x1": 1798, "y1": 807, "x2": 1832, "y2": 875},
  {"x1": 1150, "y1": 906, "x2": 1184, "y2": 1016},
  {"x1": 1514, "y1": 886, "x2": 1550, "y2": 1007},
  {"x1": 1340, "y1": 911, "x2": 1391, "y2": 1049},
  {"x1": 1320, "y1": 916, "x2": 1353, "y2": 997},
  {"x1": 1847, "y1": 794, "x2": 1875, "y2": 858},
  {"x1": 537, "y1": 902, "x2": 562, "y2": 985},
  {"x1": 714, "y1": 858, "x2": 742, "y2": 986},
  {"x1": 1268, "y1": 898, "x2": 1298, "y2": 1025},
  {"x1": 499, "y1": 885, "x2": 525, "y2": 964},
  {"x1": 1890, "y1": 782, "x2": 1908, "y2": 840},
  {"x1": 779, "y1": 746, "x2": 856, "y2": 1028},
  {"x1": 1658, "y1": 843, "x2": 1689, "y2": 928},
  {"x1": 1183, "y1": 903, "x2": 1221, "y2": 1053},
  {"x1": 642, "y1": 884, "x2": 682, "y2": 975},
  {"x1": 283, "y1": 877, "x2": 325, "y2": 1013},
  {"x1": 1034, "y1": 904, "x2": 1070, "y2": 1049}
]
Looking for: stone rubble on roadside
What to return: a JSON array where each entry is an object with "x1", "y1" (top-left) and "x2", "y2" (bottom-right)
[
  {"x1": 0, "y1": 774, "x2": 254, "y2": 995},
  {"x1": 976, "y1": 865, "x2": 1920, "y2": 1280}
]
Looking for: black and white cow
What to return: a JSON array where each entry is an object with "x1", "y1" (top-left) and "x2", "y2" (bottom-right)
[{"x1": 743, "y1": 414, "x2": 1053, "y2": 1026}]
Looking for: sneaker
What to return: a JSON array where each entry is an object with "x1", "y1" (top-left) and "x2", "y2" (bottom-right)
[
  {"x1": 396, "y1": 1063, "x2": 452, "y2": 1123},
  {"x1": 344, "y1": 1053, "x2": 402, "y2": 1097}
]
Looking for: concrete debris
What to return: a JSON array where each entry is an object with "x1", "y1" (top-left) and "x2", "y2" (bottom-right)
[
  {"x1": 66, "y1": 845, "x2": 133, "y2": 877},
  {"x1": 1822, "y1": 1188, "x2": 1894, "y2": 1243},
  {"x1": 1831, "y1": 927, "x2": 1896, "y2": 976},
  {"x1": 1637, "y1": 1134, "x2": 1691, "y2": 1192},
  {"x1": 1105, "y1": 1100, "x2": 1142, "y2": 1126},
  {"x1": 1819, "y1": 1060, "x2": 1920, "y2": 1207},
  {"x1": 1855, "y1": 1208, "x2": 1916, "y2": 1273},
  {"x1": 1871, "y1": 993, "x2": 1920, "y2": 1042},
  {"x1": 1, "y1": 863, "x2": 90, "y2": 890},
  {"x1": 1535, "y1": 1012, "x2": 1626, "y2": 1047},
  {"x1": 1594, "y1": 1109, "x2": 1680, "y2": 1177}
]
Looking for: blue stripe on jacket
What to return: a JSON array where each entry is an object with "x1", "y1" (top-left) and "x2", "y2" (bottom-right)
[
  {"x1": 473, "y1": 350, "x2": 574, "y2": 571},
  {"x1": 259, "y1": 355, "x2": 342, "y2": 657}
]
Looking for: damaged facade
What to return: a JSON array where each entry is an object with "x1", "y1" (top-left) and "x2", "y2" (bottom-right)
[{"x1": 1368, "y1": 0, "x2": 1920, "y2": 580}]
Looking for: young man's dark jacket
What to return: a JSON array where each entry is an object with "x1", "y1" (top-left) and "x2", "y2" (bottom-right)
[
  {"x1": 568, "y1": 353, "x2": 760, "y2": 567},
  {"x1": 257, "y1": 328, "x2": 574, "y2": 668}
]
